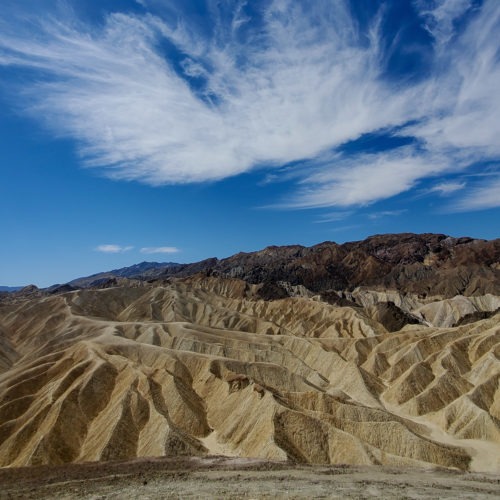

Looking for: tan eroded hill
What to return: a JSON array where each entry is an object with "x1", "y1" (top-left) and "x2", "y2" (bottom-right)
[{"x1": 0, "y1": 276, "x2": 499, "y2": 472}]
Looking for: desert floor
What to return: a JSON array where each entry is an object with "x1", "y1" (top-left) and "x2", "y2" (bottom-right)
[{"x1": 0, "y1": 457, "x2": 498, "y2": 499}]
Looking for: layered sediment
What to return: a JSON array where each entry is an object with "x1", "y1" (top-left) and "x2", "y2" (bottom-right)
[{"x1": 1, "y1": 271, "x2": 499, "y2": 471}]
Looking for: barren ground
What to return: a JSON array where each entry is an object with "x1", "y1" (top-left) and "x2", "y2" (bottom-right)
[{"x1": 0, "y1": 457, "x2": 498, "y2": 499}]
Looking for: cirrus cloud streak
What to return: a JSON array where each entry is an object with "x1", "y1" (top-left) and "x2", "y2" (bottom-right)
[
  {"x1": 0, "y1": 0, "x2": 499, "y2": 210},
  {"x1": 95, "y1": 244, "x2": 133, "y2": 254},
  {"x1": 140, "y1": 246, "x2": 179, "y2": 254}
]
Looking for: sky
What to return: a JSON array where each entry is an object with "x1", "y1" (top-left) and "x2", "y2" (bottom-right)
[{"x1": 0, "y1": 0, "x2": 499, "y2": 287}]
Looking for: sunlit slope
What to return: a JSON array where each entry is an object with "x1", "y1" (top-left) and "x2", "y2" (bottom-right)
[{"x1": 0, "y1": 277, "x2": 498, "y2": 471}]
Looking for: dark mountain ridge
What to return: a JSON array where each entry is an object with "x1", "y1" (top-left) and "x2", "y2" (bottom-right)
[
  {"x1": 5, "y1": 233, "x2": 500, "y2": 302},
  {"x1": 57, "y1": 233, "x2": 500, "y2": 296},
  {"x1": 162, "y1": 233, "x2": 500, "y2": 297}
]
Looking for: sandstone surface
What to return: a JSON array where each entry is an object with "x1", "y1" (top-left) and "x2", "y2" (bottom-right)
[{"x1": 1, "y1": 265, "x2": 499, "y2": 472}]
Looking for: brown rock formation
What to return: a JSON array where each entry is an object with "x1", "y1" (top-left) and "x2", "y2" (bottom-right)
[{"x1": 58, "y1": 234, "x2": 500, "y2": 300}]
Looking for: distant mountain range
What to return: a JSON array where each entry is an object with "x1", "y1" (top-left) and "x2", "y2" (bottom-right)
[
  {"x1": 68, "y1": 261, "x2": 181, "y2": 288},
  {"x1": 66, "y1": 233, "x2": 500, "y2": 298},
  {"x1": 3, "y1": 233, "x2": 499, "y2": 301},
  {"x1": 0, "y1": 286, "x2": 22, "y2": 293}
]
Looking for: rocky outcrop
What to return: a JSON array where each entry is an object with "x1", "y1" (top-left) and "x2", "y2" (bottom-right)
[{"x1": 167, "y1": 233, "x2": 500, "y2": 297}]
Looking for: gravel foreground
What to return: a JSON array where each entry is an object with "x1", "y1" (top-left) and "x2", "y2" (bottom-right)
[{"x1": 0, "y1": 457, "x2": 499, "y2": 499}]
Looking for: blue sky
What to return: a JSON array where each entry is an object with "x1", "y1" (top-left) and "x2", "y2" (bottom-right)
[{"x1": 0, "y1": 0, "x2": 499, "y2": 287}]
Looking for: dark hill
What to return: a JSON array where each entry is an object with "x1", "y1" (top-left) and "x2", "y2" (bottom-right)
[
  {"x1": 18, "y1": 233, "x2": 500, "y2": 299},
  {"x1": 158, "y1": 233, "x2": 500, "y2": 297}
]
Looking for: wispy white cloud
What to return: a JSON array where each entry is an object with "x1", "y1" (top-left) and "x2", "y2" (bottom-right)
[
  {"x1": 95, "y1": 244, "x2": 133, "y2": 253},
  {"x1": 140, "y1": 246, "x2": 179, "y2": 254},
  {"x1": 0, "y1": 0, "x2": 499, "y2": 211},
  {"x1": 368, "y1": 209, "x2": 407, "y2": 220},
  {"x1": 415, "y1": 0, "x2": 473, "y2": 46},
  {"x1": 0, "y1": 1, "x2": 418, "y2": 186},
  {"x1": 406, "y1": 0, "x2": 500, "y2": 161},
  {"x1": 284, "y1": 148, "x2": 446, "y2": 208},
  {"x1": 451, "y1": 176, "x2": 500, "y2": 211},
  {"x1": 314, "y1": 211, "x2": 354, "y2": 223},
  {"x1": 428, "y1": 180, "x2": 466, "y2": 195}
]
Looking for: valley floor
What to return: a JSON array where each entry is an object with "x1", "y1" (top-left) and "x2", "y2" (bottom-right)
[{"x1": 0, "y1": 457, "x2": 498, "y2": 499}]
